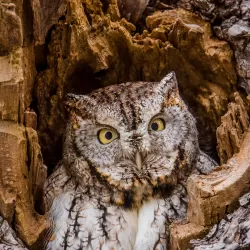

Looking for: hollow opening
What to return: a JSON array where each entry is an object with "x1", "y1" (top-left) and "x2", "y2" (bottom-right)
[
  {"x1": 65, "y1": 64, "x2": 105, "y2": 95},
  {"x1": 101, "y1": 0, "x2": 110, "y2": 13},
  {"x1": 35, "y1": 45, "x2": 48, "y2": 72}
]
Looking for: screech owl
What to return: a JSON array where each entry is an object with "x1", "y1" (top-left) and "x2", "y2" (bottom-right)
[{"x1": 45, "y1": 72, "x2": 217, "y2": 250}]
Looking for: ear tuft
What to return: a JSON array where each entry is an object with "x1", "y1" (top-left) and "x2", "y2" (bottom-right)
[
  {"x1": 64, "y1": 93, "x2": 97, "y2": 113},
  {"x1": 65, "y1": 93, "x2": 82, "y2": 110},
  {"x1": 159, "y1": 71, "x2": 178, "y2": 90},
  {"x1": 159, "y1": 71, "x2": 179, "y2": 95}
]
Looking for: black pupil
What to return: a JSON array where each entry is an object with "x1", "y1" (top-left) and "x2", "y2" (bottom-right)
[
  {"x1": 151, "y1": 122, "x2": 159, "y2": 131},
  {"x1": 105, "y1": 131, "x2": 113, "y2": 140}
]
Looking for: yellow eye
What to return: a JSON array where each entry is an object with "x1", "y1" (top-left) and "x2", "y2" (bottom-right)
[
  {"x1": 98, "y1": 128, "x2": 118, "y2": 144},
  {"x1": 150, "y1": 118, "x2": 165, "y2": 131}
]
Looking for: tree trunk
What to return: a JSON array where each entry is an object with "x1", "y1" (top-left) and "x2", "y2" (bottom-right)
[{"x1": 0, "y1": 0, "x2": 249, "y2": 249}]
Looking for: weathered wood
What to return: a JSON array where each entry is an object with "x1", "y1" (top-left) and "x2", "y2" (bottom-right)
[
  {"x1": 0, "y1": 49, "x2": 22, "y2": 122},
  {"x1": 217, "y1": 93, "x2": 249, "y2": 164},
  {"x1": 170, "y1": 222, "x2": 208, "y2": 250},
  {"x1": 0, "y1": 2, "x2": 22, "y2": 56},
  {"x1": 117, "y1": 0, "x2": 149, "y2": 24},
  {"x1": 168, "y1": 124, "x2": 250, "y2": 249},
  {"x1": 0, "y1": 216, "x2": 28, "y2": 250},
  {"x1": 0, "y1": 122, "x2": 48, "y2": 247},
  {"x1": 30, "y1": 0, "x2": 67, "y2": 45},
  {"x1": 168, "y1": 92, "x2": 250, "y2": 247},
  {"x1": 0, "y1": 1, "x2": 48, "y2": 247},
  {"x1": 187, "y1": 127, "x2": 250, "y2": 227},
  {"x1": 190, "y1": 0, "x2": 250, "y2": 94},
  {"x1": 191, "y1": 192, "x2": 250, "y2": 249},
  {"x1": 26, "y1": 127, "x2": 47, "y2": 215}
]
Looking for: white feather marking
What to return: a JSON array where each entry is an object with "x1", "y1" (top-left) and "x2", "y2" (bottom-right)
[{"x1": 135, "y1": 199, "x2": 167, "y2": 250}]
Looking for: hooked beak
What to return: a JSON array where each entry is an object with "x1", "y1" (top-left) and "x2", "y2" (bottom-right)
[{"x1": 135, "y1": 151, "x2": 143, "y2": 170}]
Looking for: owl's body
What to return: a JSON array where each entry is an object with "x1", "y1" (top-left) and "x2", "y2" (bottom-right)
[{"x1": 45, "y1": 72, "x2": 216, "y2": 250}]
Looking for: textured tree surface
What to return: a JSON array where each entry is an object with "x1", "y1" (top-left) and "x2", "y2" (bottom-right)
[
  {"x1": 191, "y1": 192, "x2": 250, "y2": 250},
  {"x1": 0, "y1": 0, "x2": 249, "y2": 249}
]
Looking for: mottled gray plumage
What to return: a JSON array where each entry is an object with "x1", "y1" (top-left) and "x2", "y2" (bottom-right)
[{"x1": 45, "y1": 72, "x2": 217, "y2": 250}]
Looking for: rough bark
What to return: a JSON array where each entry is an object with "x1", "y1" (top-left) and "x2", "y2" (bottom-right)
[
  {"x1": 0, "y1": 216, "x2": 27, "y2": 249},
  {"x1": 0, "y1": 0, "x2": 249, "y2": 249},
  {"x1": 119, "y1": 0, "x2": 250, "y2": 94},
  {"x1": 191, "y1": 193, "x2": 250, "y2": 249},
  {"x1": 217, "y1": 92, "x2": 249, "y2": 164}
]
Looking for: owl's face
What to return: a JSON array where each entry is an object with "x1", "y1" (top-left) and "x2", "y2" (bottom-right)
[{"x1": 64, "y1": 72, "x2": 199, "y2": 201}]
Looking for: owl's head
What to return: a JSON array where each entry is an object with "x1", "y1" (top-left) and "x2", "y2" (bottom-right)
[{"x1": 64, "y1": 72, "x2": 199, "y2": 204}]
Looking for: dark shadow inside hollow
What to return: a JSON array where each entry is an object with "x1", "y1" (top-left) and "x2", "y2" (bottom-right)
[
  {"x1": 35, "y1": 45, "x2": 48, "y2": 72},
  {"x1": 196, "y1": 115, "x2": 219, "y2": 162},
  {"x1": 100, "y1": 0, "x2": 110, "y2": 13},
  {"x1": 65, "y1": 63, "x2": 106, "y2": 95},
  {"x1": 178, "y1": 89, "x2": 219, "y2": 163}
]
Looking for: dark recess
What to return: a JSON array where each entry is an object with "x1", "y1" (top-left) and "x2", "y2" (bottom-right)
[
  {"x1": 35, "y1": 45, "x2": 48, "y2": 72},
  {"x1": 101, "y1": 0, "x2": 110, "y2": 13},
  {"x1": 66, "y1": 64, "x2": 105, "y2": 94},
  {"x1": 22, "y1": 0, "x2": 34, "y2": 46}
]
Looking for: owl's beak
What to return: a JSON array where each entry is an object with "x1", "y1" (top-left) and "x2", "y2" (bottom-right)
[{"x1": 135, "y1": 151, "x2": 142, "y2": 170}]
